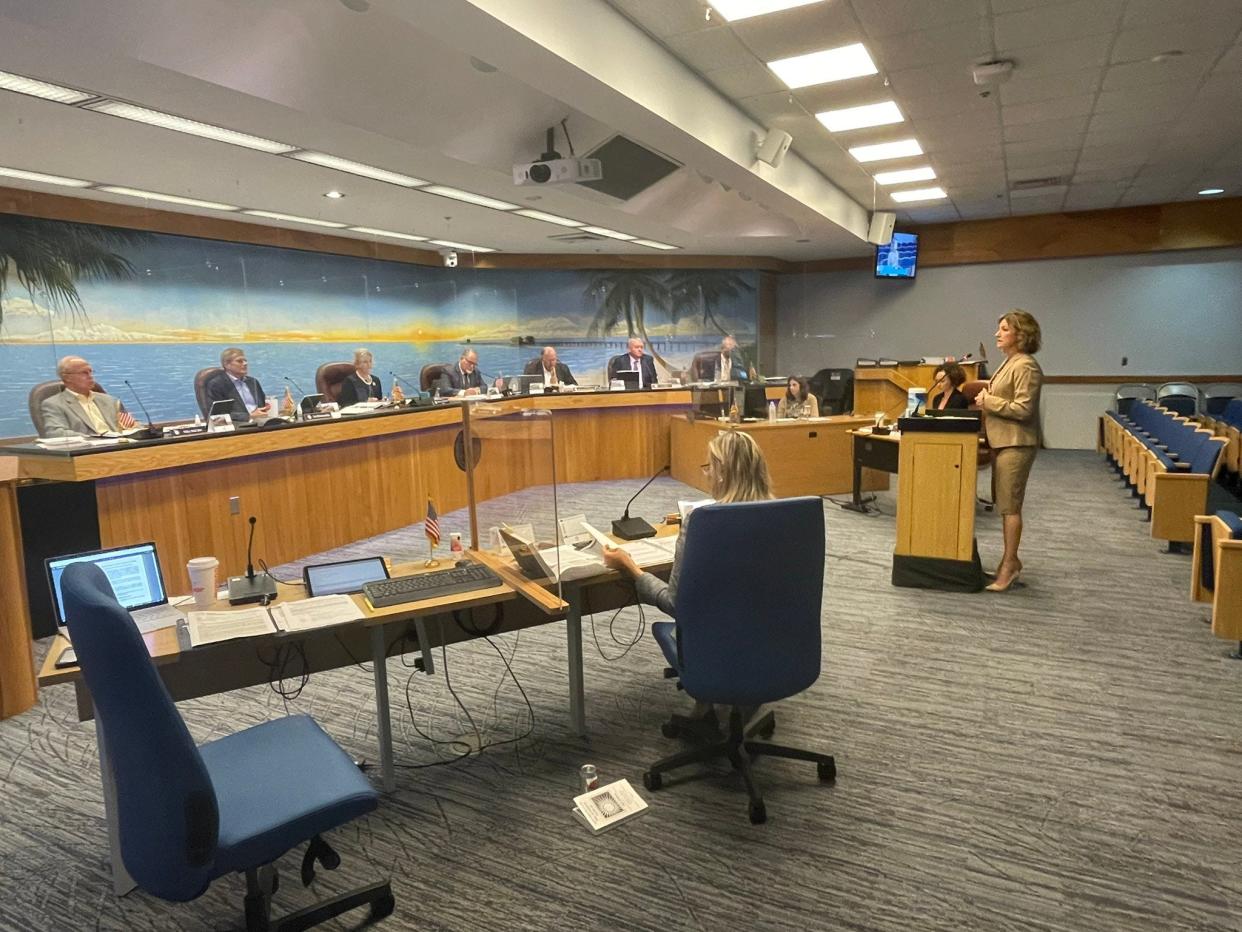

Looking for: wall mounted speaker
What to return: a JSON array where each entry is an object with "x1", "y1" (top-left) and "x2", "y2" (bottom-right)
[
  {"x1": 756, "y1": 129, "x2": 793, "y2": 168},
  {"x1": 867, "y1": 211, "x2": 896, "y2": 246}
]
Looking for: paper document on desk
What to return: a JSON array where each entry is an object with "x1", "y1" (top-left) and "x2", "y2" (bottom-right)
[
  {"x1": 580, "y1": 523, "x2": 674, "y2": 567},
  {"x1": 271, "y1": 594, "x2": 361, "y2": 632},
  {"x1": 186, "y1": 607, "x2": 276, "y2": 647},
  {"x1": 339, "y1": 401, "x2": 389, "y2": 415},
  {"x1": 677, "y1": 498, "x2": 714, "y2": 521},
  {"x1": 131, "y1": 603, "x2": 184, "y2": 634}
]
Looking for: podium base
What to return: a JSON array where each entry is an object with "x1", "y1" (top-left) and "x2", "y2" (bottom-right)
[{"x1": 891, "y1": 540, "x2": 984, "y2": 592}]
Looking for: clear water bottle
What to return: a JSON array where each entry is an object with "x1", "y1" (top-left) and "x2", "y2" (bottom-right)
[
  {"x1": 768, "y1": 400, "x2": 778, "y2": 422},
  {"x1": 579, "y1": 763, "x2": 599, "y2": 794}
]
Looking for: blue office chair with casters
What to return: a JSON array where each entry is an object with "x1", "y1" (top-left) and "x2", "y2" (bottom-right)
[
  {"x1": 60, "y1": 562, "x2": 394, "y2": 931},
  {"x1": 642, "y1": 497, "x2": 836, "y2": 824}
]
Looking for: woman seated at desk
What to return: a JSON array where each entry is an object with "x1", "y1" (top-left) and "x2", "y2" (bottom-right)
[
  {"x1": 776, "y1": 376, "x2": 819, "y2": 419},
  {"x1": 929, "y1": 362, "x2": 970, "y2": 410},
  {"x1": 337, "y1": 348, "x2": 383, "y2": 407}
]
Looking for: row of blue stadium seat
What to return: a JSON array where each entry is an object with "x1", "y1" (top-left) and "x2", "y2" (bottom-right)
[{"x1": 1191, "y1": 509, "x2": 1242, "y2": 655}]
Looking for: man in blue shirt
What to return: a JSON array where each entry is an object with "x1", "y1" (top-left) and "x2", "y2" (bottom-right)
[{"x1": 205, "y1": 347, "x2": 270, "y2": 423}]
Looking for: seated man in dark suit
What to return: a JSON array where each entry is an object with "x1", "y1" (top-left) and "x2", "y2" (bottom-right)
[
  {"x1": 438, "y1": 349, "x2": 485, "y2": 396},
  {"x1": 607, "y1": 338, "x2": 658, "y2": 389},
  {"x1": 204, "y1": 347, "x2": 270, "y2": 423},
  {"x1": 712, "y1": 334, "x2": 751, "y2": 382},
  {"x1": 40, "y1": 355, "x2": 137, "y2": 437},
  {"x1": 522, "y1": 346, "x2": 577, "y2": 387}
]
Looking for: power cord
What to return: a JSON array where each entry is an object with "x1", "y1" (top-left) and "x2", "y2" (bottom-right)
[{"x1": 584, "y1": 582, "x2": 647, "y2": 662}]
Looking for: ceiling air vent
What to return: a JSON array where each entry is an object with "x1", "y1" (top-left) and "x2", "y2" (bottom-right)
[
  {"x1": 547, "y1": 231, "x2": 607, "y2": 244},
  {"x1": 579, "y1": 134, "x2": 681, "y2": 201},
  {"x1": 1010, "y1": 176, "x2": 1069, "y2": 197}
]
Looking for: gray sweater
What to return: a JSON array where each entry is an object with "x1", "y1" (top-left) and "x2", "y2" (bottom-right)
[{"x1": 633, "y1": 522, "x2": 688, "y2": 616}]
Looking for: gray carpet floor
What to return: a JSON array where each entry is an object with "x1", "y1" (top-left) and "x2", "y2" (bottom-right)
[{"x1": 2, "y1": 450, "x2": 1240, "y2": 932}]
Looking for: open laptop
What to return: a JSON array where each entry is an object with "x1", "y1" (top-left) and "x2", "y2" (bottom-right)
[{"x1": 46, "y1": 542, "x2": 185, "y2": 640}]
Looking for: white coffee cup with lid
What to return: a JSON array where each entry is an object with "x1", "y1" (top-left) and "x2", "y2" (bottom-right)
[{"x1": 187, "y1": 556, "x2": 219, "y2": 608}]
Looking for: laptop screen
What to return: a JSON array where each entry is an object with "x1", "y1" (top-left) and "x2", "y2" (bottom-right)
[{"x1": 46, "y1": 542, "x2": 168, "y2": 628}]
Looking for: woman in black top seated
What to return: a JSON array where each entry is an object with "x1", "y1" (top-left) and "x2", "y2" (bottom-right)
[
  {"x1": 929, "y1": 361, "x2": 969, "y2": 410},
  {"x1": 337, "y1": 348, "x2": 383, "y2": 407}
]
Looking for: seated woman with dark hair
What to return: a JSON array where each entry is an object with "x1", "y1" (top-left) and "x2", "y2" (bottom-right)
[
  {"x1": 929, "y1": 362, "x2": 969, "y2": 410},
  {"x1": 776, "y1": 376, "x2": 819, "y2": 419}
]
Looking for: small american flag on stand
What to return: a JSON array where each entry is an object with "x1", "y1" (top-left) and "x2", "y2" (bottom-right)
[
  {"x1": 424, "y1": 499, "x2": 441, "y2": 547},
  {"x1": 118, "y1": 408, "x2": 137, "y2": 430}
]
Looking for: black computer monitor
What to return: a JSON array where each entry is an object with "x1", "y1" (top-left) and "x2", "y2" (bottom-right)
[
  {"x1": 742, "y1": 384, "x2": 768, "y2": 420},
  {"x1": 615, "y1": 370, "x2": 643, "y2": 391}
]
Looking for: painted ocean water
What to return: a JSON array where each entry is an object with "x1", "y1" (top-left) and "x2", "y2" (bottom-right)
[{"x1": 0, "y1": 338, "x2": 723, "y2": 437}]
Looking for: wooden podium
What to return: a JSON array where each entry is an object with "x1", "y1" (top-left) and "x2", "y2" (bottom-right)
[{"x1": 892, "y1": 418, "x2": 984, "y2": 592}]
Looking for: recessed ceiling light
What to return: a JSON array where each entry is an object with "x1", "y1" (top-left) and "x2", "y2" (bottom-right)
[
  {"x1": 0, "y1": 69, "x2": 94, "y2": 104},
  {"x1": 422, "y1": 184, "x2": 518, "y2": 211},
  {"x1": 348, "y1": 226, "x2": 429, "y2": 241},
  {"x1": 817, "y1": 101, "x2": 903, "y2": 133},
  {"x1": 0, "y1": 165, "x2": 92, "y2": 187},
  {"x1": 85, "y1": 100, "x2": 297, "y2": 154},
  {"x1": 1198, "y1": 187, "x2": 1225, "y2": 195},
  {"x1": 582, "y1": 226, "x2": 637, "y2": 241},
  {"x1": 242, "y1": 209, "x2": 348, "y2": 228},
  {"x1": 429, "y1": 239, "x2": 496, "y2": 253},
  {"x1": 631, "y1": 239, "x2": 679, "y2": 250},
  {"x1": 873, "y1": 166, "x2": 937, "y2": 185},
  {"x1": 288, "y1": 151, "x2": 426, "y2": 187},
  {"x1": 96, "y1": 185, "x2": 240, "y2": 211},
  {"x1": 514, "y1": 209, "x2": 586, "y2": 227},
  {"x1": 767, "y1": 43, "x2": 877, "y2": 89},
  {"x1": 891, "y1": 186, "x2": 947, "y2": 203},
  {"x1": 324, "y1": 190, "x2": 345, "y2": 199},
  {"x1": 708, "y1": 0, "x2": 823, "y2": 22},
  {"x1": 848, "y1": 138, "x2": 923, "y2": 163},
  {"x1": 1150, "y1": 49, "x2": 1185, "y2": 62}
]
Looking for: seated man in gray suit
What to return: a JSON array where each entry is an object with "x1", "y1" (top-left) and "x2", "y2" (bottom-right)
[
  {"x1": 204, "y1": 347, "x2": 271, "y2": 423},
  {"x1": 438, "y1": 349, "x2": 486, "y2": 396},
  {"x1": 40, "y1": 355, "x2": 136, "y2": 437},
  {"x1": 713, "y1": 334, "x2": 751, "y2": 382},
  {"x1": 522, "y1": 346, "x2": 577, "y2": 387}
]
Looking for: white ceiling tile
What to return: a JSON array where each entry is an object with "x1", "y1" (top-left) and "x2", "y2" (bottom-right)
[
  {"x1": 727, "y1": 3, "x2": 861, "y2": 62},
  {"x1": 956, "y1": 202, "x2": 1011, "y2": 219},
  {"x1": 1072, "y1": 167, "x2": 1139, "y2": 184},
  {"x1": 900, "y1": 88, "x2": 998, "y2": 121},
  {"x1": 1122, "y1": 0, "x2": 1242, "y2": 29},
  {"x1": 1081, "y1": 126, "x2": 1170, "y2": 149},
  {"x1": 926, "y1": 147, "x2": 1004, "y2": 168},
  {"x1": 704, "y1": 61, "x2": 786, "y2": 98},
  {"x1": 1111, "y1": 13, "x2": 1242, "y2": 63},
  {"x1": 998, "y1": 69, "x2": 1101, "y2": 106},
  {"x1": 867, "y1": 20, "x2": 992, "y2": 71},
  {"x1": 664, "y1": 26, "x2": 755, "y2": 72},
  {"x1": 886, "y1": 61, "x2": 972, "y2": 99},
  {"x1": 1002, "y1": 95, "x2": 1095, "y2": 126},
  {"x1": 994, "y1": 0, "x2": 1123, "y2": 51},
  {"x1": 1003, "y1": 116, "x2": 1089, "y2": 143},
  {"x1": 1215, "y1": 44, "x2": 1242, "y2": 73},
  {"x1": 1088, "y1": 107, "x2": 1189, "y2": 133},
  {"x1": 1004, "y1": 140, "x2": 1084, "y2": 162},
  {"x1": 792, "y1": 77, "x2": 892, "y2": 113},
  {"x1": 1095, "y1": 83, "x2": 1199, "y2": 113},
  {"x1": 1008, "y1": 192, "x2": 1068, "y2": 214},
  {"x1": 1075, "y1": 157, "x2": 1149, "y2": 175},
  {"x1": 609, "y1": 0, "x2": 714, "y2": 38},
  {"x1": 990, "y1": 0, "x2": 1045, "y2": 13},
  {"x1": 899, "y1": 204, "x2": 960, "y2": 222},
  {"x1": 851, "y1": 0, "x2": 980, "y2": 39},
  {"x1": 998, "y1": 34, "x2": 1113, "y2": 76},
  {"x1": 1197, "y1": 71, "x2": 1242, "y2": 100},
  {"x1": 1103, "y1": 52, "x2": 1217, "y2": 89}
]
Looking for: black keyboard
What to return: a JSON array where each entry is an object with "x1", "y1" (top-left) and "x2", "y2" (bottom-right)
[{"x1": 363, "y1": 563, "x2": 504, "y2": 608}]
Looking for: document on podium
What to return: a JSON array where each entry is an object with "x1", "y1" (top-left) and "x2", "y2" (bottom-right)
[
  {"x1": 271, "y1": 594, "x2": 362, "y2": 632},
  {"x1": 186, "y1": 607, "x2": 277, "y2": 647}
]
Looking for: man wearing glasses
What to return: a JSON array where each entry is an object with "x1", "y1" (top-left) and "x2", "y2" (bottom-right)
[
  {"x1": 40, "y1": 355, "x2": 137, "y2": 438},
  {"x1": 438, "y1": 349, "x2": 486, "y2": 397},
  {"x1": 205, "y1": 347, "x2": 271, "y2": 423}
]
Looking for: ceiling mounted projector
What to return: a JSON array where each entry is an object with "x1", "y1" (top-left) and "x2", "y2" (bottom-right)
[{"x1": 514, "y1": 124, "x2": 603, "y2": 186}]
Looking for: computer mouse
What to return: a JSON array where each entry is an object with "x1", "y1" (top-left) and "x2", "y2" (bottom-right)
[{"x1": 455, "y1": 559, "x2": 472, "y2": 568}]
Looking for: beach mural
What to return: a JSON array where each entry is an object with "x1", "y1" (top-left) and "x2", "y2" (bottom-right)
[{"x1": 0, "y1": 214, "x2": 758, "y2": 438}]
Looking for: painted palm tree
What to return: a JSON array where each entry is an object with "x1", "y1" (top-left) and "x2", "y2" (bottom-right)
[
  {"x1": 583, "y1": 269, "x2": 671, "y2": 366},
  {"x1": 0, "y1": 216, "x2": 148, "y2": 327},
  {"x1": 665, "y1": 269, "x2": 754, "y2": 337}
]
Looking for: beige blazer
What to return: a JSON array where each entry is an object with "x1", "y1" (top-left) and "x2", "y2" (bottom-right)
[
  {"x1": 40, "y1": 389, "x2": 127, "y2": 438},
  {"x1": 981, "y1": 353, "x2": 1043, "y2": 448}
]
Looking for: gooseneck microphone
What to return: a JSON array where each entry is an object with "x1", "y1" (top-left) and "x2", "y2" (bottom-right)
[
  {"x1": 122, "y1": 378, "x2": 158, "y2": 434},
  {"x1": 227, "y1": 514, "x2": 278, "y2": 604},
  {"x1": 283, "y1": 375, "x2": 306, "y2": 396},
  {"x1": 612, "y1": 464, "x2": 670, "y2": 540},
  {"x1": 389, "y1": 371, "x2": 417, "y2": 393}
]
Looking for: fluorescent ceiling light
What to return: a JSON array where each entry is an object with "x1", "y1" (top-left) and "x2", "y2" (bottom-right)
[
  {"x1": 96, "y1": 186, "x2": 240, "y2": 211},
  {"x1": 873, "y1": 166, "x2": 937, "y2": 185},
  {"x1": 767, "y1": 43, "x2": 877, "y2": 89},
  {"x1": 0, "y1": 69, "x2": 94, "y2": 104},
  {"x1": 631, "y1": 239, "x2": 679, "y2": 250},
  {"x1": 1198, "y1": 187, "x2": 1224, "y2": 195},
  {"x1": 818, "y1": 101, "x2": 903, "y2": 133},
  {"x1": 422, "y1": 185, "x2": 518, "y2": 211},
  {"x1": 288, "y1": 151, "x2": 426, "y2": 187},
  {"x1": 709, "y1": 0, "x2": 823, "y2": 22},
  {"x1": 0, "y1": 165, "x2": 92, "y2": 188},
  {"x1": 429, "y1": 239, "x2": 496, "y2": 253},
  {"x1": 242, "y1": 209, "x2": 347, "y2": 228},
  {"x1": 514, "y1": 209, "x2": 585, "y2": 227},
  {"x1": 891, "y1": 186, "x2": 947, "y2": 203},
  {"x1": 848, "y1": 138, "x2": 923, "y2": 163},
  {"x1": 85, "y1": 100, "x2": 297, "y2": 154},
  {"x1": 582, "y1": 226, "x2": 637, "y2": 241},
  {"x1": 349, "y1": 226, "x2": 429, "y2": 242}
]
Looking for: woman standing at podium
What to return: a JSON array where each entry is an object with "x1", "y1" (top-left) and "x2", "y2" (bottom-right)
[{"x1": 976, "y1": 310, "x2": 1043, "y2": 593}]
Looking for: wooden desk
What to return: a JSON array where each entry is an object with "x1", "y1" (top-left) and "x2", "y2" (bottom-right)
[
  {"x1": 854, "y1": 362, "x2": 981, "y2": 422},
  {"x1": 847, "y1": 428, "x2": 901, "y2": 511},
  {"x1": 670, "y1": 414, "x2": 890, "y2": 498}
]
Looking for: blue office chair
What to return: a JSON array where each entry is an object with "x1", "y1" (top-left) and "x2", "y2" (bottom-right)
[
  {"x1": 642, "y1": 497, "x2": 836, "y2": 824},
  {"x1": 60, "y1": 562, "x2": 394, "y2": 931}
]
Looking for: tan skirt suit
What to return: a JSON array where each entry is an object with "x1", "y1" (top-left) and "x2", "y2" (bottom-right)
[{"x1": 981, "y1": 353, "x2": 1043, "y2": 515}]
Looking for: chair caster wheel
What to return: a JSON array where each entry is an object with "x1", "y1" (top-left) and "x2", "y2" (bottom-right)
[
  {"x1": 372, "y1": 893, "x2": 396, "y2": 920},
  {"x1": 661, "y1": 720, "x2": 680, "y2": 739},
  {"x1": 643, "y1": 771, "x2": 663, "y2": 791},
  {"x1": 748, "y1": 801, "x2": 766, "y2": 824},
  {"x1": 817, "y1": 759, "x2": 837, "y2": 783}
]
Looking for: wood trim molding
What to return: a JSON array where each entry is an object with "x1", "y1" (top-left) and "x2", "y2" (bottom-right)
[{"x1": 1043, "y1": 375, "x2": 1242, "y2": 385}]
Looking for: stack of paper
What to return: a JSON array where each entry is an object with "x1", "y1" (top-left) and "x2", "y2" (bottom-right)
[
  {"x1": 271, "y1": 594, "x2": 362, "y2": 632},
  {"x1": 572, "y1": 779, "x2": 649, "y2": 834},
  {"x1": 186, "y1": 607, "x2": 276, "y2": 647}
]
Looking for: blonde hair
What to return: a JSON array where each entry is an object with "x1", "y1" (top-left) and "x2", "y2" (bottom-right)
[
  {"x1": 707, "y1": 431, "x2": 774, "y2": 503},
  {"x1": 353, "y1": 348, "x2": 373, "y2": 366},
  {"x1": 1000, "y1": 309, "x2": 1042, "y2": 354}
]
